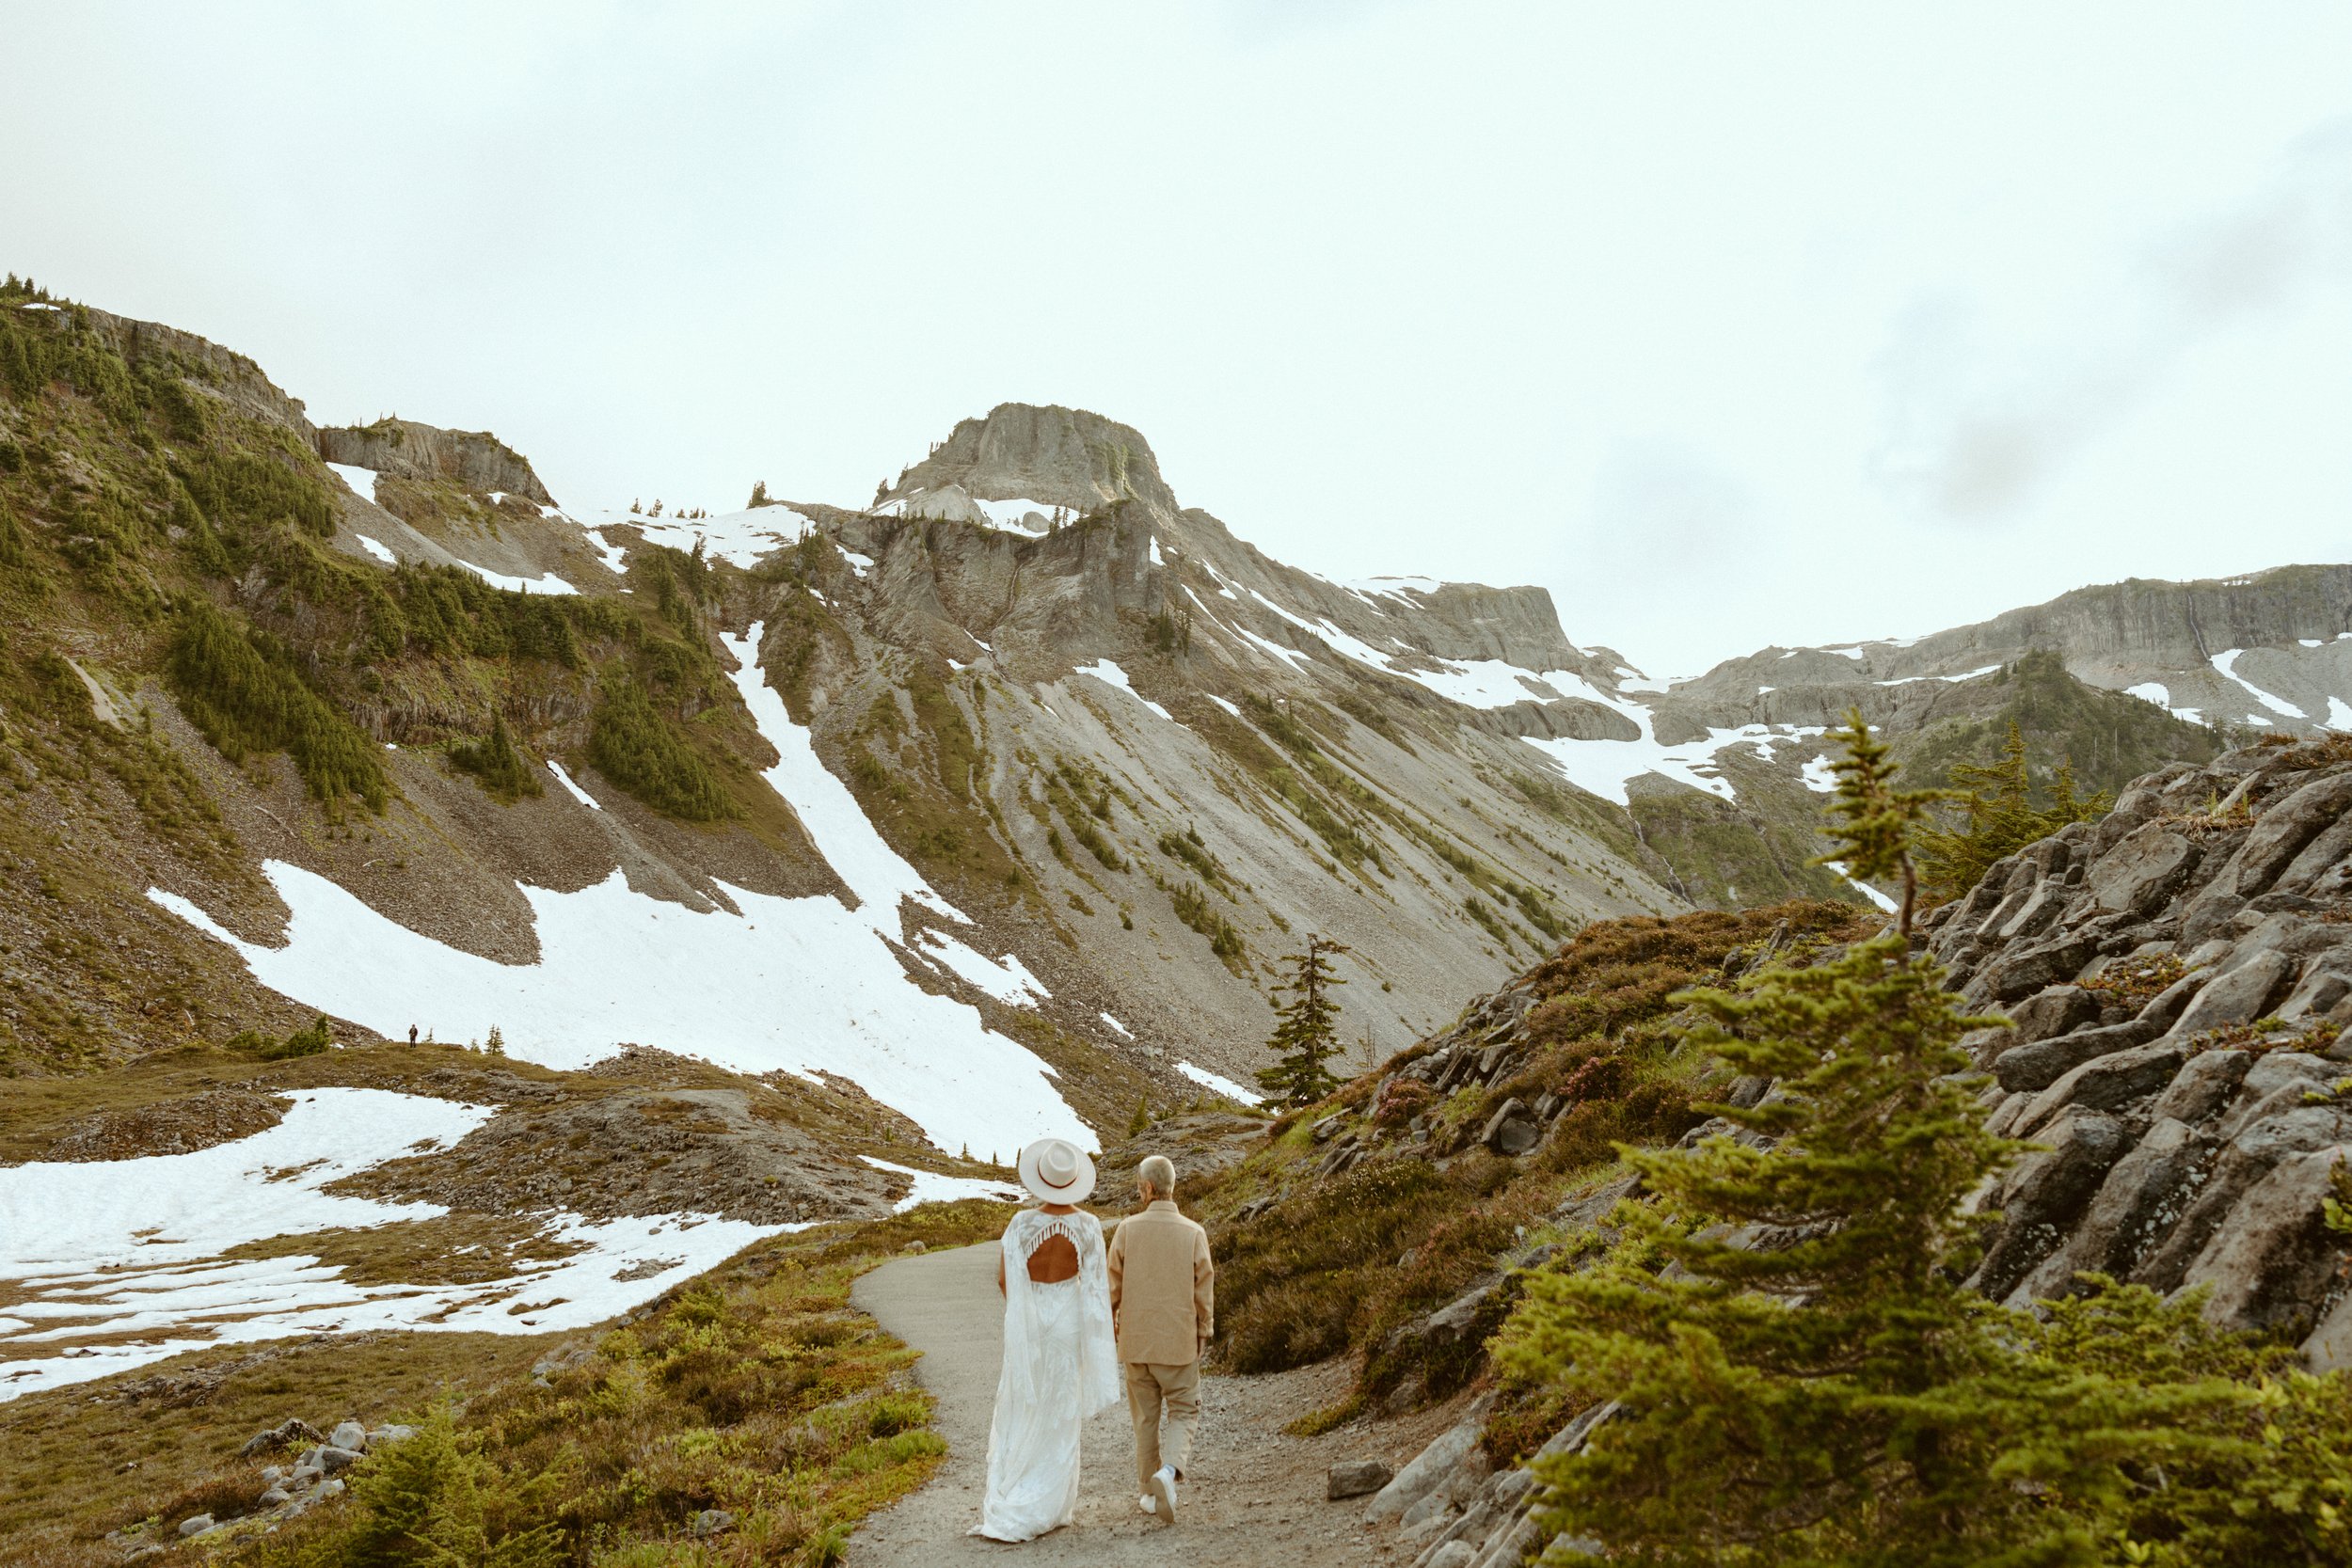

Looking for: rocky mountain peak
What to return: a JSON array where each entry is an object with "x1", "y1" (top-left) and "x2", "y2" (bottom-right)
[
  {"x1": 316, "y1": 418, "x2": 554, "y2": 506},
  {"x1": 882, "y1": 402, "x2": 1177, "y2": 519}
]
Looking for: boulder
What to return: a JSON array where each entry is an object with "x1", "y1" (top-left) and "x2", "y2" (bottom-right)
[
  {"x1": 2135, "y1": 1106, "x2": 2351, "y2": 1290},
  {"x1": 365, "y1": 1424, "x2": 418, "y2": 1449},
  {"x1": 2086, "y1": 824, "x2": 2198, "y2": 915},
  {"x1": 1971, "y1": 1109, "x2": 2132, "y2": 1300},
  {"x1": 2006, "y1": 1117, "x2": 2211, "y2": 1306},
  {"x1": 691, "y1": 1509, "x2": 736, "y2": 1538},
  {"x1": 178, "y1": 1515, "x2": 215, "y2": 1538},
  {"x1": 1366, "y1": 1415, "x2": 1482, "y2": 1524},
  {"x1": 2149, "y1": 1049, "x2": 2253, "y2": 1125},
  {"x1": 311, "y1": 1445, "x2": 363, "y2": 1476},
  {"x1": 238, "y1": 1418, "x2": 326, "y2": 1458},
  {"x1": 2231, "y1": 770, "x2": 2352, "y2": 898},
  {"x1": 2008, "y1": 985, "x2": 2100, "y2": 1044},
  {"x1": 329, "y1": 1421, "x2": 368, "y2": 1452},
  {"x1": 2169, "y1": 950, "x2": 2295, "y2": 1037},
  {"x1": 1481, "y1": 1099, "x2": 1542, "y2": 1156},
  {"x1": 1969, "y1": 933, "x2": 2100, "y2": 1005},
  {"x1": 1992, "y1": 1019, "x2": 2159, "y2": 1093},
  {"x1": 2182, "y1": 1145, "x2": 2352, "y2": 1335},
  {"x1": 258, "y1": 1486, "x2": 292, "y2": 1507},
  {"x1": 1329, "y1": 1460, "x2": 1395, "y2": 1500},
  {"x1": 2013, "y1": 1040, "x2": 2188, "y2": 1139}
]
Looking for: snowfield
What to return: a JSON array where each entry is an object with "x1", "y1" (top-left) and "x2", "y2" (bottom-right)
[
  {"x1": 146, "y1": 624, "x2": 1090, "y2": 1160},
  {"x1": 0, "y1": 1088, "x2": 787, "y2": 1402}
]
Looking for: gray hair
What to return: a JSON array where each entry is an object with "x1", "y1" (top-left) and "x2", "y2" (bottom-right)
[{"x1": 1137, "y1": 1155, "x2": 1176, "y2": 1196}]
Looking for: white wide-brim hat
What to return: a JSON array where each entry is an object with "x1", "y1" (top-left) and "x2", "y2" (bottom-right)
[{"x1": 1017, "y1": 1138, "x2": 1097, "y2": 1206}]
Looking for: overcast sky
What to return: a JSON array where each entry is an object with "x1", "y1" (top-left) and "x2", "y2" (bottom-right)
[{"x1": 7, "y1": 3, "x2": 2350, "y2": 673}]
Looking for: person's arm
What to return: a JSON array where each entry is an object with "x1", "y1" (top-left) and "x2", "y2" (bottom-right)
[
  {"x1": 1194, "y1": 1226, "x2": 1215, "y2": 1355},
  {"x1": 1105, "y1": 1223, "x2": 1125, "y2": 1326},
  {"x1": 996, "y1": 1244, "x2": 1007, "y2": 1298}
]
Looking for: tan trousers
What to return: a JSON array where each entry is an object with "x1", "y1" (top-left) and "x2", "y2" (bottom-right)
[{"x1": 1124, "y1": 1359, "x2": 1200, "y2": 1491}]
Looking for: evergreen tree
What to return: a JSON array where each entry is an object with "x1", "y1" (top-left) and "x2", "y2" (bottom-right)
[
  {"x1": 449, "y1": 712, "x2": 542, "y2": 802},
  {"x1": 1915, "y1": 721, "x2": 2111, "y2": 908},
  {"x1": 1497, "y1": 719, "x2": 2267, "y2": 1565},
  {"x1": 1129, "y1": 1095, "x2": 1152, "y2": 1136},
  {"x1": 1256, "y1": 934, "x2": 1350, "y2": 1107},
  {"x1": 1815, "y1": 706, "x2": 1947, "y2": 936}
]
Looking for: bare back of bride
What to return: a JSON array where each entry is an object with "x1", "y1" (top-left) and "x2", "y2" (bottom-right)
[{"x1": 971, "y1": 1141, "x2": 1120, "y2": 1544}]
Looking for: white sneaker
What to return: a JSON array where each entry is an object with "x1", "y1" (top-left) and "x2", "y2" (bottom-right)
[
  {"x1": 1138, "y1": 1494, "x2": 1156, "y2": 1515},
  {"x1": 1152, "y1": 1465, "x2": 1178, "y2": 1524}
]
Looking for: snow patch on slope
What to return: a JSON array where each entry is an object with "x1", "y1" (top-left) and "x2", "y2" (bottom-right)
[
  {"x1": 0, "y1": 1088, "x2": 785, "y2": 1402},
  {"x1": 325, "y1": 462, "x2": 378, "y2": 504},
  {"x1": 2213, "y1": 649, "x2": 2308, "y2": 721},
  {"x1": 1177, "y1": 1060, "x2": 1263, "y2": 1105},
  {"x1": 145, "y1": 624, "x2": 1089, "y2": 1158},
  {"x1": 1073, "y1": 659, "x2": 1172, "y2": 721}
]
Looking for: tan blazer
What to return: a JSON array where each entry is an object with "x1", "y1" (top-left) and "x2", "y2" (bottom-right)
[{"x1": 1105, "y1": 1199, "x2": 1215, "y2": 1366}]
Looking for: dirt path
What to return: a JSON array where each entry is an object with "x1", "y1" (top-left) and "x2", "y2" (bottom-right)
[{"x1": 850, "y1": 1241, "x2": 1450, "y2": 1566}]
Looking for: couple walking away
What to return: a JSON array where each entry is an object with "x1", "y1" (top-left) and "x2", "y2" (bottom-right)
[{"x1": 973, "y1": 1141, "x2": 1215, "y2": 1543}]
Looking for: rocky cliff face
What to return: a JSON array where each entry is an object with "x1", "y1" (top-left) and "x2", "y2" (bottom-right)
[{"x1": 317, "y1": 419, "x2": 554, "y2": 505}]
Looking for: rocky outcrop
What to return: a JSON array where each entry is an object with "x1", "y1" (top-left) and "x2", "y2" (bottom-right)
[
  {"x1": 316, "y1": 418, "x2": 554, "y2": 504},
  {"x1": 1925, "y1": 737, "x2": 2352, "y2": 1354}
]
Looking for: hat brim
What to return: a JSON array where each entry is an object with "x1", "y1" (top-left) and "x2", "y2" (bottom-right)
[{"x1": 1017, "y1": 1139, "x2": 1097, "y2": 1205}]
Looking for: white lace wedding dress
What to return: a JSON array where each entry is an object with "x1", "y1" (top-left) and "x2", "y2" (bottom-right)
[{"x1": 972, "y1": 1207, "x2": 1121, "y2": 1542}]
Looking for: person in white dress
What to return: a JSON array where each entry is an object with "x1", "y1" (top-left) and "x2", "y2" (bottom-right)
[{"x1": 971, "y1": 1138, "x2": 1121, "y2": 1543}]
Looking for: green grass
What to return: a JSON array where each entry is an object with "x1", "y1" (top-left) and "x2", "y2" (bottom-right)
[{"x1": 0, "y1": 1202, "x2": 1014, "y2": 1568}]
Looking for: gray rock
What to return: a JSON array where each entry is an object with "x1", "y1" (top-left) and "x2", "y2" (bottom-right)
[
  {"x1": 1426, "y1": 1544, "x2": 1478, "y2": 1568},
  {"x1": 2280, "y1": 967, "x2": 2352, "y2": 1022},
  {"x1": 1993, "y1": 1019, "x2": 2158, "y2": 1093},
  {"x1": 1970, "y1": 933, "x2": 2100, "y2": 1005},
  {"x1": 1972, "y1": 1109, "x2": 2132, "y2": 1300},
  {"x1": 178, "y1": 1515, "x2": 215, "y2": 1538},
  {"x1": 261, "y1": 1465, "x2": 284, "y2": 1485},
  {"x1": 2137, "y1": 970, "x2": 2208, "y2": 1032},
  {"x1": 1311, "y1": 1113, "x2": 1349, "y2": 1144},
  {"x1": 312, "y1": 1445, "x2": 363, "y2": 1476},
  {"x1": 691, "y1": 1509, "x2": 736, "y2": 1537},
  {"x1": 2135, "y1": 1106, "x2": 2351, "y2": 1290},
  {"x1": 2181, "y1": 1145, "x2": 2352, "y2": 1335},
  {"x1": 2233, "y1": 769, "x2": 2352, "y2": 898},
  {"x1": 1329, "y1": 1459, "x2": 1396, "y2": 1499},
  {"x1": 2086, "y1": 824, "x2": 2198, "y2": 915},
  {"x1": 2300, "y1": 1282, "x2": 2352, "y2": 1371},
  {"x1": 1481, "y1": 1099, "x2": 1542, "y2": 1156},
  {"x1": 329, "y1": 1420, "x2": 367, "y2": 1452},
  {"x1": 365, "y1": 1424, "x2": 417, "y2": 1449},
  {"x1": 257, "y1": 1486, "x2": 292, "y2": 1507},
  {"x1": 2170, "y1": 950, "x2": 2295, "y2": 1037},
  {"x1": 2014, "y1": 1040, "x2": 2188, "y2": 1139},
  {"x1": 2150, "y1": 1049, "x2": 2253, "y2": 1124},
  {"x1": 2009, "y1": 985, "x2": 2100, "y2": 1044},
  {"x1": 1366, "y1": 1416, "x2": 1482, "y2": 1524},
  {"x1": 238, "y1": 1418, "x2": 325, "y2": 1458},
  {"x1": 319, "y1": 1479, "x2": 345, "y2": 1498},
  {"x1": 2006, "y1": 1116, "x2": 2211, "y2": 1306}
]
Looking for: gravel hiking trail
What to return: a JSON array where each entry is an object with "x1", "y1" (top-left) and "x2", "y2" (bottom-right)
[{"x1": 850, "y1": 1240, "x2": 1454, "y2": 1566}]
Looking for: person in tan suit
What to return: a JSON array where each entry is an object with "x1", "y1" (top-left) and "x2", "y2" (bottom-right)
[{"x1": 1105, "y1": 1153, "x2": 1214, "y2": 1524}]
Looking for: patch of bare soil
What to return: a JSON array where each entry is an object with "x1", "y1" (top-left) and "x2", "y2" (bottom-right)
[{"x1": 35, "y1": 1087, "x2": 290, "y2": 1161}]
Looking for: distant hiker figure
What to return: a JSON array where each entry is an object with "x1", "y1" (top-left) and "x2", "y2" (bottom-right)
[
  {"x1": 972, "y1": 1139, "x2": 1119, "y2": 1542},
  {"x1": 1106, "y1": 1153, "x2": 1214, "y2": 1524},
  {"x1": 408, "y1": 1024, "x2": 418, "y2": 1044}
]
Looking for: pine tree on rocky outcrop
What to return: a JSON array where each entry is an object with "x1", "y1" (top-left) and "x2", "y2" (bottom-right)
[
  {"x1": 1494, "y1": 721, "x2": 2304, "y2": 1564},
  {"x1": 1256, "y1": 934, "x2": 1349, "y2": 1107},
  {"x1": 1816, "y1": 707, "x2": 1947, "y2": 936}
]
